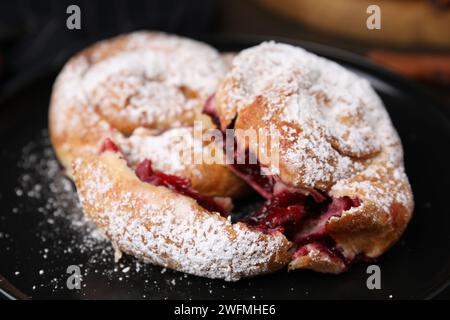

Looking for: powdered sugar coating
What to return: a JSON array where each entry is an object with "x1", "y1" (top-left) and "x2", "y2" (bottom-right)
[
  {"x1": 118, "y1": 127, "x2": 196, "y2": 174},
  {"x1": 73, "y1": 153, "x2": 291, "y2": 281},
  {"x1": 50, "y1": 31, "x2": 229, "y2": 179},
  {"x1": 216, "y1": 42, "x2": 413, "y2": 216},
  {"x1": 50, "y1": 36, "x2": 414, "y2": 279},
  {"x1": 82, "y1": 33, "x2": 227, "y2": 133}
]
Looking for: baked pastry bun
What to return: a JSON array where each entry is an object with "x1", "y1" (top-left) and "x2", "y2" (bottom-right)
[
  {"x1": 50, "y1": 31, "x2": 290, "y2": 281},
  {"x1": 49, "y1": 32, "x2": 414, "y2": 280},
  {"x1": 213, "y1": 42, "x2": 414, "y2": 272},
  {"x1": 49, "y1": 31, "x2": 244, "y2": 198},
  {"x1": 72, "y1": 151, "x2": 291, "y2": 280}
]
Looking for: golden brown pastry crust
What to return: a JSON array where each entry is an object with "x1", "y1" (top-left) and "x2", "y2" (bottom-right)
[
  {"x1": 215, "y1": 42, "x2": 414, "y2": 272},
  {"x1": 49, "y1": 31, "x2": 245, "y2": 197},
  {"x1": 49, "y1": 32, "x2": 292, "y2": 281},
  {"x1": 73, "y1": 152, "x2": 292, "y2": 281},
  {"x1": 50, "y1": 33, "x2": 414, "y2": 279}
]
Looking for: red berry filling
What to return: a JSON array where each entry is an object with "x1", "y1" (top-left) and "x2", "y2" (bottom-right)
[
  {"x1": 202, "y1": 98, "x2": 275, "y2": 198},
  {"x1": 245, "y1": 191, "x2": 306, "y2": 235},
  {"x1": 294, "y1": 196, "x2": 360, "y2": 246},
  {"x1": 99, "y1": 138, "x2": 120, "y2": 153},
  {"x1": 228, "y1": 152, "x2": 275, "y2": 199},
  {"x1": 135, "y1": 159, "x2": 230, "y2": 217},
  {"x1": 202, "y1": 99, "x2": 364, "y2": 269},
  {"x1": 203, "y1": 94, "x2": 221, "y2": 128}
]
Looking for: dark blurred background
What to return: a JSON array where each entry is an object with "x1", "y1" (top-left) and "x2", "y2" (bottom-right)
[
  {"x1": 0, "y1": 0, "x2": 448, "y2": 299},
  {"x1": 0, "y1": 0, "x2": 449, "y2": 102}
]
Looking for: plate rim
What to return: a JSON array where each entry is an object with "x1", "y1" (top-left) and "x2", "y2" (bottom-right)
[{"x1": 1, "y1": 33, "x2": 450, "y2": 300}]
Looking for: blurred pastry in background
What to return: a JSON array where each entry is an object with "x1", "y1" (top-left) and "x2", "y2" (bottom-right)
[
  {"x1": 368, "y1": 51, "x2": 450, "y2": 87},
  {"x1": 255, "y1": 0, "x2": 450, "y2": 48}
]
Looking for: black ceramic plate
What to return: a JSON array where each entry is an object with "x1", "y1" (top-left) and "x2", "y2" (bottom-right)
[{"x1": 1, "y1": 36, "x2": 450, "y2": 300}]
